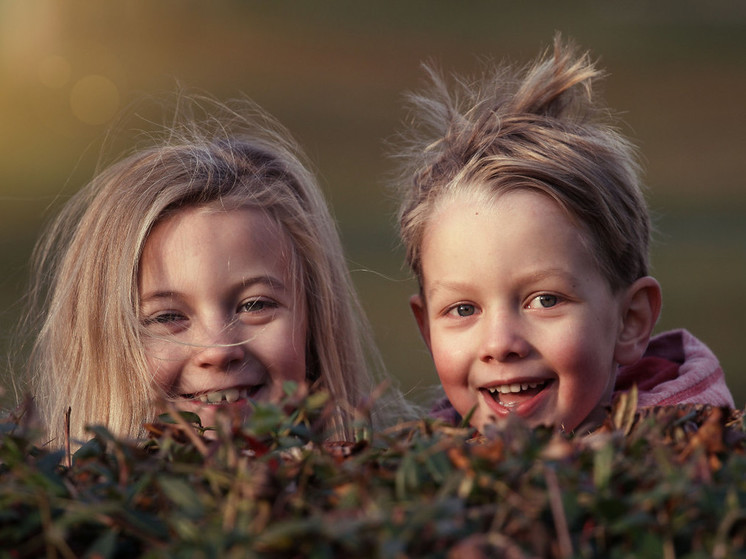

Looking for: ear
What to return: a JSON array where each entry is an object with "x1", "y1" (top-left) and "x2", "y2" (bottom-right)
[
  {"x1": 409, "y1": 294, "x2": 432, "y2": 353},
  {"x1": 614, "y1": 276, "x2": 662, "y2": 365}
]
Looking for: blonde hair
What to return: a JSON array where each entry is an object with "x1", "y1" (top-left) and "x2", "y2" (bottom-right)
[
  {"x1": 21, "y1": 95, "x2": 396, "y2": 444},
  {"x1": 396, "y1": 35, "x2": 650, "y2": 293}
]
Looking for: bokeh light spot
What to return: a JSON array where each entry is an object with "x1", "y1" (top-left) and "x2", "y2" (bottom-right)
[{"x1": 69, "y1": 74, "x2": 120, "y2": 125}]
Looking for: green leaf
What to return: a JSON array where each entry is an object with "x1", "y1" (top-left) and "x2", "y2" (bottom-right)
[{"x1": 158, "y1": 476, "x2": 204, "y2": 516}]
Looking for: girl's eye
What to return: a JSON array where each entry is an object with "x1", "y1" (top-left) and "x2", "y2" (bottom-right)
[
  {"x1": 527, "y1": 294, "x2": 559, "y2": 309},
  {"x1": 239, "y1": 298, "x2": 277, "y2": 313},
  {"x1": 145, "y1": 312, "x2": 185, "y2": 325},
  {"x1": 449, "y1": 303, "x2": 476, "y2": 317},
  {"x1": 142, "y1": 311, "x2": 187, "y2": 335}
]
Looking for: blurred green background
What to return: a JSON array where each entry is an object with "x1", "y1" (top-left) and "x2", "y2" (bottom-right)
[{"x1": 1, "y1": 1, "x2": 745, "y2": 408}]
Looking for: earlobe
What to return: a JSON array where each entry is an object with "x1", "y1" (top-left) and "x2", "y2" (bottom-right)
[
  {"x1": 614, "y1": 276, "x2": 662, "y2": 365},
  {"x1": 409, "y1": 294, "x2": 432, "y2": 352}
]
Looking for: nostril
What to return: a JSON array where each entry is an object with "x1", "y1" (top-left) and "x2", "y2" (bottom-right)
[
  {"x1": 481, "y1": 336, "x2": 529, "y2": 363},
  {"x1": 194, "y1": 341, "x2": 246, "y2": 370}
]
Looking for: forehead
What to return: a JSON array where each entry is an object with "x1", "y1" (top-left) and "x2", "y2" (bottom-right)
[
  {"x1": 150, "y1": 204, "x2": 287, "y2": 248},
  {"x1": 426, "y1": 187, "x2": 577, "y2": 238},
  {"x1": 420, "y1": 189, "x2": 603, "y2": 288},
  {"x1": 429, "y1": 184, "x2": 597, "y2": 252},
  {"x1": 431, "y1": 185, "x2": 574, "y2": 222},
  {"x1": 139, "y1": 205, "x2": 295, "y2": 285}
]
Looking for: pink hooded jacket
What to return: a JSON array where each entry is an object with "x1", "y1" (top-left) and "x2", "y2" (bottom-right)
[
  {"x1": 430, "y1": 329, "x2": 735, "y2": 426},
  {"x1": 614, "y1": 328, "x2": 734, "y2": 408}
]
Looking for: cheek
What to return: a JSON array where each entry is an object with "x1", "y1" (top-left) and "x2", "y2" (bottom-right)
[
  {"x1": 268, "y1": 320, "x2": 308, "y2": 383},
  {"x1": 552, "y1": 329, "x2": 617, "y2": 405},
  {"x1": 548, "y1": 316, "x2": 616, "y2": 370},
  {"x1": 432, "y1": 353, "x2": 458, "y2": 384},
  {"x1": 279, "y1": 350, "x2": 307, "y2": 383},
  {"x1": 141, "y1": 332, "x2": 196, "y2": 389},
  {"x1": 430, "y1": 335, "x2": 469, "y2": 387},
  {"x1": 145, "y1": 350, "x2": 181, "y2": 392},
  {"x1": 430, "y1": 344, "x2": 477, "y2": 419},
  {"x1": 553, "y1": 337, "x2": 597, "y2": 372}
]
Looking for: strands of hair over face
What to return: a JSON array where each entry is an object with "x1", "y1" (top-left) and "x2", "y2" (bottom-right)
[{"x1": 394, "y1": 33, "x2": 650, "y2": 294}]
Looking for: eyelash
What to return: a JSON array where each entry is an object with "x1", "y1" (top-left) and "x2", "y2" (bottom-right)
[
  {"x1": 143, "y1": 297, "x2": 278, "y2": 326},
  {"x1": 239, "y1": 298, "x2": 278, "y2": 313},
  {"x1": 526, "y1": 293, "x2": 562, "y2": 309},
  {"x1": 443, "y1": 293, "x2": 563, "y2": 318},
  {"x1": 445, "y1": 303, "x2": 478, "y2": 318},
  {"x1": 144, "y1": 312, "x2": 185, "y2": 325}
]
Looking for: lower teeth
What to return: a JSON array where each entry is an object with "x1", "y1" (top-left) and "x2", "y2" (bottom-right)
[{"x1": 198, "y1": 388, "x2": 242, "y2": 404}]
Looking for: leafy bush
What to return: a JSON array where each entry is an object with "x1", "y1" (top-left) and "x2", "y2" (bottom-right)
[{"x1": 1, "y1": 390, "x2": 745, "y2": 558}]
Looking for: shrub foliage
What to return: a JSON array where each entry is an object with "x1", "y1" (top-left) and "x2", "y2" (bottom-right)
[{"x1": 1, "y1": 389, "x2": 745, "y2": 558}]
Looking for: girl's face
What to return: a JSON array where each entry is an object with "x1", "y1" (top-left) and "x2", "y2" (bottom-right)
[
  {"x1": 410, "y1": 189, "x2": 630, "y2": 434},
  {"x1": 138, "y1": 206, "x2": 307, "y2": 429}
]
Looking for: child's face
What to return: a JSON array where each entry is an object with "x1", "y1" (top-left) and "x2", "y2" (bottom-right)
[
  {"x1": 138, "y1": 206, "x2": 307, "y2": 429},
  {"x1": 410, "y1": 189, "x2": 628, "y2": 433}
]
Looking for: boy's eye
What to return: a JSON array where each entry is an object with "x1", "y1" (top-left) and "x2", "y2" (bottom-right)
[
  {"x1": 527, "y1": 294, "x2": 559, "y2": 309},
  {"x1": 449, "y1": 303, "x2": 476, "y2": 317}
]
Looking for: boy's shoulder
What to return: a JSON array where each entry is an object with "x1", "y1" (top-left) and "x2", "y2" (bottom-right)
[
  {"x1": 429, "y1": 395, "x2": 462, "y2": 427},
  {"x1": 615, "y1": 329, "x2": 735, "y2": 408}
]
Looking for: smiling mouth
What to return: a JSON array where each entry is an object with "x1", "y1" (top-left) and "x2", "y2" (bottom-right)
[
  {"x1": 483, "y1": 380, "x2": 549, "y2": 408},
  {"x1": 181, "y1": 386, "x2": 262, "y2": 405}
]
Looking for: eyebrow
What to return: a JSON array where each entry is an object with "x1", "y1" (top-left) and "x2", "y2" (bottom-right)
[
  {"x1": 425, "y1": 268, "x2": 578, "y2": 299},
  {"x1": 520, "y1": 268, "x2": 579, "y2": 285},
  {"x1": 139, "y1": 275, "x2": 287, "y2": 303},
  {"x1": 425, "y1": 280, "x2": 471, "y2": 300}
]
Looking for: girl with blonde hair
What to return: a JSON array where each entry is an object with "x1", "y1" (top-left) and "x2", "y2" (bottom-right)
[{"x1": 20, "y1": 95, "x2": 401, "y2": 445}]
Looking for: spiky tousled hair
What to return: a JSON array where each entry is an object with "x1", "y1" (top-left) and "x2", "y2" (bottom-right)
[{"x1": 395, "y1": 34, "x2": 650, "y2": 293}]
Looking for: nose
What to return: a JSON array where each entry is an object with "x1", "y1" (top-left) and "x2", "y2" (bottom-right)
[
  {"x1": 479, "y1": 309, "x2": 531, "y2": 363},
  {"x1": 191, "y1": 321, "x2": 247, "y2": 372}
]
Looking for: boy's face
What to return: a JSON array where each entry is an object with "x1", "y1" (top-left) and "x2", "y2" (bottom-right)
[
  {"x1": 411, "y1": 189, "x2": 628, "y2": 433},
  {"x1": 138, "y1": 206, "x2": 308, "y2": 430}
]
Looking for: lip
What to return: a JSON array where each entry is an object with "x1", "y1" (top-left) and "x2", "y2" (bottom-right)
[
  {"x1": 172, "y1": 386, "x2": 259, "y2": 432},
  {"x1": 179, "y1": 384, "x2": 265, "y2": 405},
  {"x1": 479, "y1": 378, "x2": 554, "y2": 420}
]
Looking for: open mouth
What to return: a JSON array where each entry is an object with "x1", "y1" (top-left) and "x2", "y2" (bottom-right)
[
  {"x1": 181, "y1": 386, "x2": 262, "y2": 405},
  {"x1": 483, "y1": 380, "x2": 550, "y2": 409}
]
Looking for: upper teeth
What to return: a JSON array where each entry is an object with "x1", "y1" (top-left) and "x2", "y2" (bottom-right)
[
  {"x1": 488, "y1": 381, "x2": 544, "y2": 395},
  {"x1": 197, "y1": 387, "x2": 247, "y2": 404}
]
